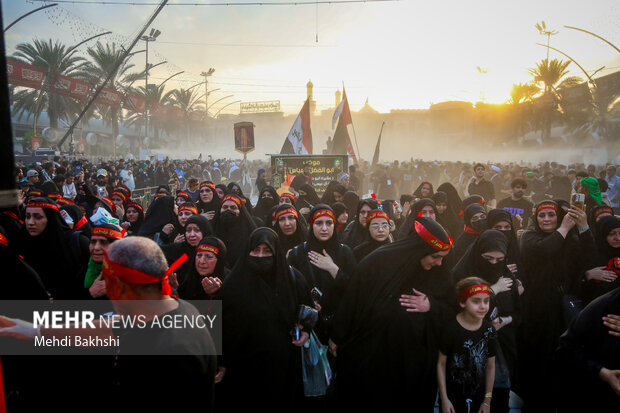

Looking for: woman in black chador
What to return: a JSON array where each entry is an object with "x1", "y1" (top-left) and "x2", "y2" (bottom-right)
[
  {"x1": 177, "y1": 237, "x2": 229, "y2": 300},
  {"x1": 451, "y1": 230, "x2": 521, "y2": 412},
  {"x1": 214, "y1": 194, "x2": 257, "y2": 268},
  {"x1": 287, "y1": 205, "x2": 356, "y2": 342},
  {"x1": 353, "y1": 209, "x2": 392, "y2": 261},
  {"x1": 330, "y1": 217, "x2": 455, "y2": 411},
  {"x1": 452, "y1": 203, "x2": 488, "y2": 263},
  {"x1": 341, "y1": 198, "x2": 379, "y2": 249},
  {"x1": 581, "y1": 215, "x2": 620, "y2": 305},
  {"x1": 517, "y1": 200, "x2": 594, "y2": 411},
  {"x1": 217, "y1": 227, "x2": 313, "y2": 411},
  {"x1": 273, "y1": 204, "x2": 307, "y2": 254}
]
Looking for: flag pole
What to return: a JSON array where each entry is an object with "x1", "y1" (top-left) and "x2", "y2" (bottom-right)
[{"x1": 343, "y1": 82, "x2": 362, "y2": 163}]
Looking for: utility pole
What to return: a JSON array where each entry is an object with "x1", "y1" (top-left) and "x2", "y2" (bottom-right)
[
  {"x1": 200, "y1": 68, "x2": 215, "y2": 133},
  {"x1": 140, "y1": 28, "x2": 161, "y2": 139}
]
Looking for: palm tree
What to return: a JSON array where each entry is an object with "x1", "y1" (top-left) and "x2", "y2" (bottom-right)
[
  {"x1": 168, "y1": 88, "x2": 205, "y2": 144},
  {"x1": 508, "y1": 82, "x2": 539, "y2": 140},
  {"x1": 124, "y1": 84, "x2": 173, "y2": 143},
  {"x1": 83, "y1": 42, "x2": 144, "y2": 143},
  {"x1": 528, "y1": 58, "x2": 582, "y2": 140},
  {"x1": 10, "y1": 38, "x2": 89, "y2": 133}
]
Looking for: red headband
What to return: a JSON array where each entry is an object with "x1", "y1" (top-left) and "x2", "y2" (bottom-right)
[
  {"x1": 27, "y1": 200, "x2": 59, "y2": 212},
  {"x1": 595, "y1": 207, "x2": 614, "y2": 219},
  {"x1": 280, "y1": 192, "x2": 296, "y2": 202},
  {"x1": 154, "y1": 192, "x2": 167, "y2": 199},
  {"x1": 0, "y1": 233, "x2": 7, "y2": 247},
  {"x1": 367, "y1": 210, "x2": 389, "y2": 225},
  {"x1": 100, "y1": 197, "x2": 116, "y2": 214},
  {"x1": 56, "y1": 197, "x2": 75, "y2": 206},
  {"x1": 112, "y1": 191, "x2": 128, "y2": 203},
  {"x1": 222, "y1": 195, "x2": 242, "y2": 208},
  {"x1": 48, "y1": 193, "x2": 61, "y2": 201},
  {"x1": 310, "y1": 209, "x2": 336, "y2": 226},
  {"x1": 3, "y1": 211, "x2": 24, "y2": 224},
  {"x1": 92, "y1": 227, "x2": 124, "y2": 240},
  {"x1": 29, "y1": 190, "x2": 43, "y2": 197},
  {"x1": 115, "y1": 187, "x2": 131, "y2": 198},
  {"x1": 74, "y1": 215, "x2": 88, "y2": 230},
  {"x1": 537, "y1": 202, "x2": 559, "y2": 214},
  {"x1": 127, "y1": 203, "x2": 144, "y2": 213},
  {"x1": 176, "y1": 191, "x2": 190, "y2": 200},
  {"x1": 275, "y1": 207, "x2": 298, "y2": 220},
  {"x1": 197, "y1": 244, "x2": 219, "y2": 256},
  {"x1": 415, "y1": 220, "x2": 453, "y2": 251},
  {"x1": 459, "y1": 284, "x2": 490, "y2": 302},
  {"x1": 102, "y1": 253, "x2": 188, "y2": 296},
  {"x1": 179, "y1": 205, "x2": 198, "y2": 215},
  {"x1": 200, "y1": 181, "x2": 216, "y2": 190}
]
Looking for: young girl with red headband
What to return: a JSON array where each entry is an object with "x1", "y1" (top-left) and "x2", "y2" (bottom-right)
[{"x1": 438, "y1": 276, "x2": 497, "y2": 413}]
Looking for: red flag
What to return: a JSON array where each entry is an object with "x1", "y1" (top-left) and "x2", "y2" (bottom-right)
[
  {"x1": 123, "y1": 94, "x2": 146, "y2": 113},
  {"x1": 330, "y1": 88, "x2": 358, "y2": 164},
  {"x1": 48, "y1": 73, "x2": 91, "y2": 101},
  {"x1": 6, "y1": 59, "x2": 45, "y2": 89},
  {"x1": 94, "y1": 87, "x2": 122, "y2": 107}
]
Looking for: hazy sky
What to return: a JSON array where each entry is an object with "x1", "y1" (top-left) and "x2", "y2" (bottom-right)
[{"x1": 3, "y1": 0, "x2": 620, "y2": 115}]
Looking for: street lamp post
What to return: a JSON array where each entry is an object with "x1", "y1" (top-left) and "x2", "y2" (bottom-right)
[
  {"x1": 200, "y1": 68, "x2": 215, "y2": 124},
  {"x1": 140, "y1": 28, "x2": 161, "y2": 138}
]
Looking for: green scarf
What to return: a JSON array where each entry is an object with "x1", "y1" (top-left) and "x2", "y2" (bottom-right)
[
  {"x1": 84, "y1": 257, "x2": 103, "y2": 288},
  {"x1": 580, "y1": 177, "x2": 602, "y2": 205}
]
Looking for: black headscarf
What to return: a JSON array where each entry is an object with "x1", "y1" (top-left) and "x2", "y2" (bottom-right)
[
  {"x1": 60, "y1": 204, "x2": 92, "y2": 237},
  {"x1": 214, "y1": 194, "x2": 257, "y2": 268},
  {"x1": 138, "y1": 195, "x2": 177, "y2": 239},
  {"x1": 253, "y1": 186, "x2": 280, "y2": 224},
  {"x1": 341, "y1": 198, "x2": 379, "y2": 249},
  {"x1": 227, "y1": 182, "x2": 252, "y2": 210},
  {"x1": 487, "y1": 208, "x2": 521, "y2": 268},
  {"x1": 342, "y1": 191, "x2": 360, "y2": 224},
  {"x1": 432, "y1": 191, "x2": 460, "y2": 237},
  {"x1": 437, "y1": 182, "x2": 462, "y2": 216},
  {"x1": 452, "y1": 229, "x2": 510, "y2": 285},
  {"x1": 177, "y1": 236, "x2": 228, "y2": 300},
  {"x1": 452, "y1": 203, "x2": 487, "y2": 263},
  {"x1": 413, "y1": 181, "x2": 434, "y2": 198},
  {"x1": 396, "y1": 198, "x2": 438, "y2": 240},
  {"x1": 461, "y1": 194, "x2": 485, "y2": 215},
  {"x1": 123, "y1": 202, "x2": 144, "y2": 236},
  {"x1": 273, "y1": 204, "x2": 307, "y2": 253},
  {"x1": 583, "y1": 215, "x2": 620, "y2": 303},
  {"x1": 353, "y1": 209, "x2": 392, "y2": 261},
  {"x1": 321, "y1": 181, "x2": 346, "y2": 205},
  {"x1": 295, "y1": 183, "x2": 321, "y2": 209},
  {"x1": 196, "y1": 182, "x2": 220, "y2": 214},
  {"x1": 332, "y1": 202, "x2": 348, "y2": 233},
  {"x1": 18, "y1": 198, "x2": 90, "y2": 299}
]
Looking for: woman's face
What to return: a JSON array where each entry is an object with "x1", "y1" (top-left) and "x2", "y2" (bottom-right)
[
  {"x1": 436, "y1": 202, "x2": 447, "y2": 215},
  {"x1": 25, "y1": 207, "x2": 47, "y2": 237},
  {"x1": 261, "y1": 191, "x2": 273, "y2": 199},
  {"x1": 537, "y1": 210, "x2": 558, "y2": 233},
  {"x1": 111, "y1": 196, "x2": 124, "y2": 209},
  {"x1": 125, "y1": 207, "x2": 139, "y2": 223},
  {"x1": 492, "y1": 220, "x2": 512, "y2": 231},
  {"x1": 178, "y1": 210, "x2": 194, "y2": 227},
  {"x1": 249, "y1": 243, "x2": 273, "y2": 257},
  {"x1": 89, "y1": 236, "x2": 111, "y2": 263},
  {"x1": 420, "y1": 183, "x2": 431, "y2": 197},
  {"x1": 420, "y1": 205, "x2": 436, "y2": 220},
  {"x1": 481, "y1": 250, "x2": 505, "y2": 264},
  {"x1": 471, "y1": 212, "x2": 486, "y2": 224},
  {"x1": 196, "y1": 251, "x2": 217, "y2": 276},
  {"x1": 278, "y1": 215, "x2": 297, "y2": 236},
  {"x1": 313, "y1": 217, "x2": 334, "y2": 241},
  {"x1": 358, "y1": 205, "x2": 372, "y2": 226},
  {"x1": 334, "y1": 191, "x2": 344, "y2": 202},
  {"x1": 200, "y1": 187, "x2": 213, "y2": 203},
  {"x1": 337, "y1": 211, "x2": 349, "y2": 225},
  {"x1": 215, "y1": 187, "x2": 225, "y2": 199},
  {"x1": 176, "y1": 197, "x2": 186, "y2": 207},
  {"x1": 368, "y1": 218, "x2": 389, "y2": 242},
  {"x1": 279, "y1": 196, "x2": 293, "y2": 205},
  {"x1": 221, "y1": 201, "x2": 240, "y2": 216},
  {"x1": 607, "y1": 228, "x2": 620, "y2": 249},
  {"x1": 185, "y1": 223, "x2": 203, "y2": 247},
  {"x1": 420, "y1": 250, "x2": 450, "y2": 270}
]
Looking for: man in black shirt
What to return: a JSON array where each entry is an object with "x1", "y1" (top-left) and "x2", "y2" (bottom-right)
[
  {"x1": 497, "y1": 178, "x2": 534, "y2": 230},
  {"x1": 468, "y1": 163, "x2": 496, "y2": 208}
]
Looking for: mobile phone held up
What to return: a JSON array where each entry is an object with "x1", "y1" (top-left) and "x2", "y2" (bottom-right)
[{"x1": 571, "y1": 193, "x2": 585, "y2": 211}]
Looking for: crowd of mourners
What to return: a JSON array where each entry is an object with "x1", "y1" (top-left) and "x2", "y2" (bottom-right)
[{"x1": 1, "y1": 154, "x2": 620, "y2": 413}]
